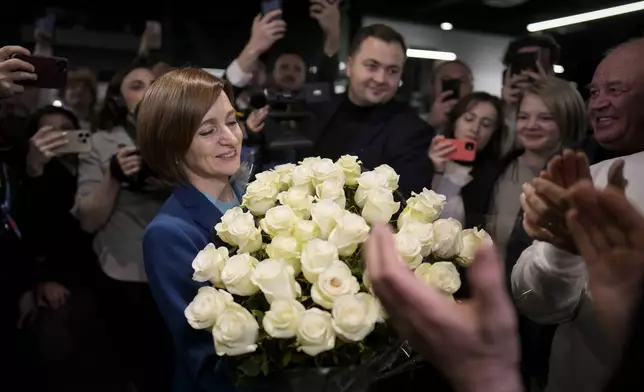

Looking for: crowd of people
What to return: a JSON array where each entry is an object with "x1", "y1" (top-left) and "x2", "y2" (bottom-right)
[{"x1": 1, "y1": 2, "x2": 644, "y2": 392}]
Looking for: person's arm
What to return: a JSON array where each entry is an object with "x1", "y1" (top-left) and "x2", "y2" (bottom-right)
[
  {"x1": 72, "y1": 140, "x2": 120, "y2": 233},
  {"x1": 511, "y1": 241, "x2": 587, "y2": 324},
  {"x1": 143, "y1": 220, "x2": 230, "y2": 390}
]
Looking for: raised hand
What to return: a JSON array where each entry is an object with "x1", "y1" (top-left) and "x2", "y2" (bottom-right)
[
  {"x1": 310, "y1": 0, "x2": 340, "y2": 36},
  {"x1": 566, "y1": 178, "x2": 644, "y2": 340},
  {"x1": 246, "y1": 106, "x2": 270, "y2": 133},
  {"x1": 0, "y1": 46, "x2": 37, "y2": 99},
  {"x1": 427, "y1": 91, "x2": 459, "y2": 128},
  {"x1": 365, "y1": 224, "x2": 521, "y2": 392},
  {"x1": 248, "y1": 11, "x2": 287, "y2": 55}
]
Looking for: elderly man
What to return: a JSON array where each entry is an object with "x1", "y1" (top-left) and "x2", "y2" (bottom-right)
[{"x1": 510, "y1": 38, "x2": 644, "y2": 392}]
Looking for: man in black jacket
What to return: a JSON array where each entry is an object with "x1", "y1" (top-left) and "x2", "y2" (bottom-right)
[{"x1": 300, "y1": 24, "x2": 434, "y2": 197}]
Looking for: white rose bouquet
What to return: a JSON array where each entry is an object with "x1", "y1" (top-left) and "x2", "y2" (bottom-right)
[{"x1": 184, "y1": 156, "x2": 490, "y2": 389}]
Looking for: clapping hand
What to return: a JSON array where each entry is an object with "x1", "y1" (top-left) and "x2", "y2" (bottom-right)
[
  {"x1": 566, "y1": 165, "x2": 643, "y2": 340},
  {"x1": 520, "y1": 150, "x2": 593, "y2": 253},
  {"x1": 365, "y1": 224, "x2": 521, "y2": 392},
  {"x1": 0, "y1": 46, "x2": 37, "y2": 99}
]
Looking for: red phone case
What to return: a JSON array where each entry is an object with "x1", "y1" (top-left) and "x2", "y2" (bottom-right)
[
  {"x1": 11, "y1": 54, "x2": 68, "y2": 89},
  {"x1": 444, "y1": 139, "x2": 477, "y2": 162}
]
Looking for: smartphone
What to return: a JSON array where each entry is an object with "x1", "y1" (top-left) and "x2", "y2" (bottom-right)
[
  {"x1": 444, "y1": 138, "x2": 477, "y2": 162},
  {"x1": 52, "y1": 130, "x2": 92, "y2": 155},
  {"x1": 441, "y1": 79, "x2": 461, "y2": 102},
  {"x1": 510, "y1": 51, "x2": 538, "y2": 75},
  {"x1": 262, "y1": 0, "x2": 282, "y2": 16},
  {"x1": 11, "y1": 54, "x2": 68, "y2": 89},
  {"x1": 145, "y1": 20, "x2": 163, "y2": 50}
]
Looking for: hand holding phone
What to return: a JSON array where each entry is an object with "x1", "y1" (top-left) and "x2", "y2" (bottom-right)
[
  {"x1": 144, "y1": 21, "x2": 163, "y2": 50},
  {"x1": 262, "y1": 0, "x2": 282, "y2": 17},
  {"x1": 510, "y1": 51, "x2": 539, "y2": 76},
  {"x1": 429, "y1": 137, "x2": 476, "y2": 172},
  {"x1": 441, "y1": 79, "x2": 461, "y2": 102},
  {"x1": 10, "y1": 53, "x2": 67, "y2": 89},
  {"x1": 0, "y1": 46, "x2": 37, "y2": 98},
  {"x1": 51, "y1": 130, "x2": 92, "y2": 155}
]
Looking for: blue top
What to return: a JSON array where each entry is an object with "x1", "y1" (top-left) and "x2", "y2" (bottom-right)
[
  {"x1": 142, "y1": 181, "x2": 245, "y2": 392},
  {"x1": 201, "y1": 191, "x2": 240, "y2": 214}
]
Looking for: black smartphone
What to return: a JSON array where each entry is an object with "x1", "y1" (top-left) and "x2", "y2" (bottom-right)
[
  {"x1": 510, "y1": 51, "x2": 538, "y2": 75},
  {"x1": 442, "y1": 79, "x2": 461, "y2": 102},
  {"x1": 11, "y1": 54, "x2": 68, "y2": 89},
  {"x1": 262, "y1": 0, "x2": 282, "y2": 16}
]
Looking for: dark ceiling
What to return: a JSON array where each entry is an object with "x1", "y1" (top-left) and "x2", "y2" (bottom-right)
[{"x1": 355, "y1": 0, "x2": 643, "y2": 35}]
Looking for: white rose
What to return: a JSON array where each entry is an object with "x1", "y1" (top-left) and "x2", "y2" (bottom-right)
[
  {"x1": 373, "y1": 164, "x2": 400, "y2": 191},
  {"x1": 331, "y1": 293, "x2": 378, "y2": 342},
  {"x1": 184, "y1": 286, "x2": 234, "y2": 329},
  {"x1": 310, "y1": 158, "x2": 345, "y2": 186},
  {"x1": 242, "y1": 179, "x2": 280, "y2": 216},
  {"x1": 273, "y1": 163, "x2": 296, "y2": 188},
  {"x1": 311, "y1": 261, "x2": 360, "y2": 309},
  {"x1": 300, "y1": 157, "x2": 323, "y2": 167},
  {"x1": 212, "y1": 303, "x2": 259, "y2": 356},
  {"x1": 266, "y1": 235, "x2": 302, "y2": 275},
  {"x1": 221, "y1": 254, "x2": 260, "y2": 296},
  {"x1": 301, "y1": 239, "x2": 339, "y2": 284},
  {"x1": 315, "y1": 179, "x2": 346, "y2": 209},
  {"x1": 328, "y1": 211, "x2": 370, "y2": 257},
  {"x1": 191, "y1": 243, "x2": 229, "y2": 287},
  {"x1": 361, "y1": 187, "x2": 400, "y2": 224},
  {"x1": 399, "y1": 221, "x2": 434, "y2": 257},
  {"x1": 296, "y1": 308, "x2": 336, "y2": 356},
  {"x1": 260, "y1": 205, "x2": 298, "y2": 237},
  {"x1": 414, "y1": 262, "x2": 461, "y2": 294},
  {"x1": 278, "y1": 187, "x2": 315, "y2": 219},
  {"x1": 310, "y1": 200, "x2": 342, "y2": 240},
  {"x1": 458, "y1": 228, "x2": 492, "y2": 267},
  {"x1": 291, "y1": 165, "x2": 314, "y2": 194},
  {"x1": 251, "y1": 259, "x2": 302, "y2": 304},
  {"x1": 394, "y1": 232, "x2": 423, "y2": 269},
  {"x1": 335, "y1": 155, "x2": 362, "y2": 186},
  {"x1": 432, "y1": 218, "x2": 463, "y2": 259},
  {"x1": 254, "y1": 170, "x2": 281, "y2": 189},
  {"x1": 354, "y1": 171, "x2": 389, "y2": 208},
  {"x1": 214, "y1": 207, "x2": 262, "y2": 254},
  {"x1": 397, "y1": 188, "x2": 447, "y2": 228},
  {"x1": 293, "y1": 220, "x2": 320, "y2": 243},
  {"x1": 263, "y1": 299, "x2": 306, "y2": 339}
]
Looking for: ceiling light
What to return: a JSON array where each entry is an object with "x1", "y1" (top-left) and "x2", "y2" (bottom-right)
[
  {"x1": 407, "y1": 49, "x2": 457, "y2": 61},
  {"x1": 440, "y1": 22, "x2": 453, "y2": 31},
  {"x1": 527, "y1": 1, "x2": 644, "y2": 32},
  {"x1": 52, "y1": 100, "x2": 62, "y2": 107},
  {"x1": 553, "y1": 65, "x2": 565, "y2": 74}
]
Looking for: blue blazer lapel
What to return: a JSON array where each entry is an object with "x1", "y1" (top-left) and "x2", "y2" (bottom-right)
[{"x1": 173, "y1": 184, "x2": 223, "y2": 236}]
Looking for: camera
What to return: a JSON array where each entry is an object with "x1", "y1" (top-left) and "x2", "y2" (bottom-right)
[
  {"x1": 250, "y1": 83, "x2": 332, "y2": 151},
  {"x1": 465, "y1": 142, "x2": 475, "y2": 151}
]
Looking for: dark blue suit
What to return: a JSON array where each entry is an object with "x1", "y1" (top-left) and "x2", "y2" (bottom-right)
[{"x1": 143, "y1": 183, "x2": 242, "y2": 392}]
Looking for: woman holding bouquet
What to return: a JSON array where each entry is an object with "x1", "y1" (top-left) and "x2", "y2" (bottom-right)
[{"x1": 137, "y1": 68, "x2": 266, "y2": 392}]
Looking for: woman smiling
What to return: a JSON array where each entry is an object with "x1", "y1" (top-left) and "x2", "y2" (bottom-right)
[{"x1": 137, "y1": 67, "x2": 265, "y2": 392}]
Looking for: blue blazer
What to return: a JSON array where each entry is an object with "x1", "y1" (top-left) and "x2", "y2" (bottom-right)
[{"x1": 143, "y1": 183, "x2": 243, "y2": 392}]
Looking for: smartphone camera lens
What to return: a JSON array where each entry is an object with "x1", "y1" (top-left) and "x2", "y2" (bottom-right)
[{"x1": 465, "y1": 142, "x2": 475, "y2": 151}]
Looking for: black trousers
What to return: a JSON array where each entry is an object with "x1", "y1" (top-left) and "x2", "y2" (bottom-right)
[{"x1": 95, "y1": 273, "x2": 174, "y2": 392}]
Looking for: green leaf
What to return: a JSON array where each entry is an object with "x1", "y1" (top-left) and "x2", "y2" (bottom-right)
[
  {"x1": 281, "y1": 349, "x2": 292, "y2": 368},
  {"x1": 238, "y1": 357, "x2": 262, "y2": 377},
  {"x1": 261, "y1": 352, "x2": 270, "y2": 376}
]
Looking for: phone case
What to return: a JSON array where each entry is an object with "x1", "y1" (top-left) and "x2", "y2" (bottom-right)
[
  {"x1": 12, "y1": 54, "x2": 68, "y2": 89},
  {"x1": 52, "y1": 130, "x2": 92, "y2": 155},
  {"x1": 445, "y1": 139, "x2": 477, "y2": 162},
  {"x1": 262, "y1": 0, "x2": 282, "y2": 15}
]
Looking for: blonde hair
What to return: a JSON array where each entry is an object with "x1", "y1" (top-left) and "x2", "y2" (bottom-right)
[{"x1": 518, "y1": 77, "x2": 588, "y2": 147}]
